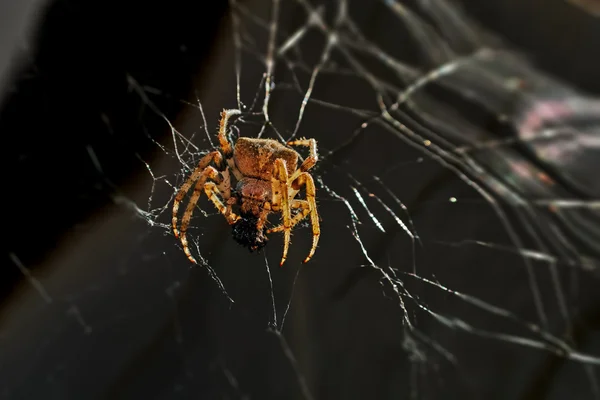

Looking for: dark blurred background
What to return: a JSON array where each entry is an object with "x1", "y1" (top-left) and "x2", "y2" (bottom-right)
[{"x1": 1, "y1": 0, "x2": 599, "y2": 399}]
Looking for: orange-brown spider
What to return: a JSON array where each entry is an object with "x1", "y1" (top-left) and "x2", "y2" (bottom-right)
[{"x1": 172, "y1": 109, "x2": 320, "y2": 266}]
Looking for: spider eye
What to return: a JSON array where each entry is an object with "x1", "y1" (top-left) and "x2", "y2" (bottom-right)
[{"x1": 231, "y1": 213, "x2": 268, "y2": 252}]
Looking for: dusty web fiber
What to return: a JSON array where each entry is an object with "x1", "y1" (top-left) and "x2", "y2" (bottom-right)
[{"x1": 129, "y1": 0, "x2": 599, "y2": 398}]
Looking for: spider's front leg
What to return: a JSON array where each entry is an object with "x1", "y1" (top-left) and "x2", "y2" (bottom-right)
[
  {"x1": 271, "y1": 158, "x2": 293, "y2": 266},
  {"x1": 290, "y1": 172, "x2": 320, "y2": 263},
  {"x1": 217, "y1": 109, "x2": 245, "y2": 182},
  {"x1": 217, "y1": 109, "x2": 240, "y2": 156}
]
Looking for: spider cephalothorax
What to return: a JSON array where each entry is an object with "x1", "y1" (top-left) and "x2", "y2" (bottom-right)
[{"x1": 172, "y1": 109, "x2": 320, "y2": 266}]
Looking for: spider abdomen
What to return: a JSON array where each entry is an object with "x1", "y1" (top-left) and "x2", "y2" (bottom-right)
[{"x1": 233, "y1": 137, "x2": 298, "y2": 180}]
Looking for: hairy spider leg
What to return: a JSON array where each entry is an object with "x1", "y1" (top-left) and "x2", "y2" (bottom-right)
[
  {"x1": 256, "y1": 207, "x2": 272, "y2": 233},
  {"x1": 272, "y1": 158, "x2": 292, "y2": 266},
  {"x1": 291, "y1": 172, "x2": 320, "y2": 263},
  {"x1": 172, "y1": 150, "x2": 223, "y2": 239},
  {"x1": 267, "y1": 200, "x2": 310, "y2": 233},
  {"x1": 287, "y1": 138, "x2": 318, "y2": 174},
  {"x1": 204, "y1": 182, "x2": 240, "y2": 225},
  {"x1": 217, "y1": 109, "x2": 240, "y2": 157},
  {"x1": 177, "y1": 166, "x2": 223, "y2": 263},
  {"x1": 218, "y1": 109, "x2": 244, "y2": 181}
]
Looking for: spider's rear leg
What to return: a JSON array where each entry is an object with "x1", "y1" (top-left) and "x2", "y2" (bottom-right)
[
  {"x1": 290, "y1": 172, "x2": 320, "y2": 263},
  {"x1": 172, "y1": 150, "x2": 223, "y2": 239},
  {"x1": 178, "y1": 166, "x2": 222, "y2": 264},
  {"x1": 287, "y1": 138, "x2": 318, "y2": 173},
  {"x1": 272, "y1": 158, "x2": 292, "y2": 266}
]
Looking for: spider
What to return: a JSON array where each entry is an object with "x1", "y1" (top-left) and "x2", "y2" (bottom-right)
[{"x1": 172, "y1": 109, "x2": 320, "y2": 266}]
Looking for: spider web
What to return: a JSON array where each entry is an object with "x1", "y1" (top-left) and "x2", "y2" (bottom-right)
[
  {"x1": 4, "y1": 0, "x2": 600, "y2": 398},
  {"x1": 132, "y1": 0, "x2": 600, "y2": 396}
]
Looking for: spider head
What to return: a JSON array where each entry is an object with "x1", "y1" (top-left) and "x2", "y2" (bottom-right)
[{"x1": 231, "y1": 212, "x2": 268, "y2": 252}]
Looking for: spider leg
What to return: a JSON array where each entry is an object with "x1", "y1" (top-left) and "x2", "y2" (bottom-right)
[
  {"x1": 177, "y1": 166, "x2": 224, "y2": 263},
  {"x1": 272, "y1": 158, "x2": 292, "y2": 266},
  {"x1": 176, "y1": 166, "x2": 228, "y2": 263},
  {"x1": 267, "y1": 200, "x2": 310, "y2": 233},
  {"x1": 172, "y1": 150, "x2": 223, "y2": 239},
  {"x1": 204, "y1": 182, "x2": 240, "y2": 225},
  {"x1": 218, "y1": 109, "x2": 241, "y2": 158},
  {"x1": 218, "y1": 109, "x2": 244, "y2": 181},
  {"x1": 287, "y1": 138, "x2": 318, "y2": 173},
  {"x1": 291, "y1": 172, "x2": 320, "y2": 263}
]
